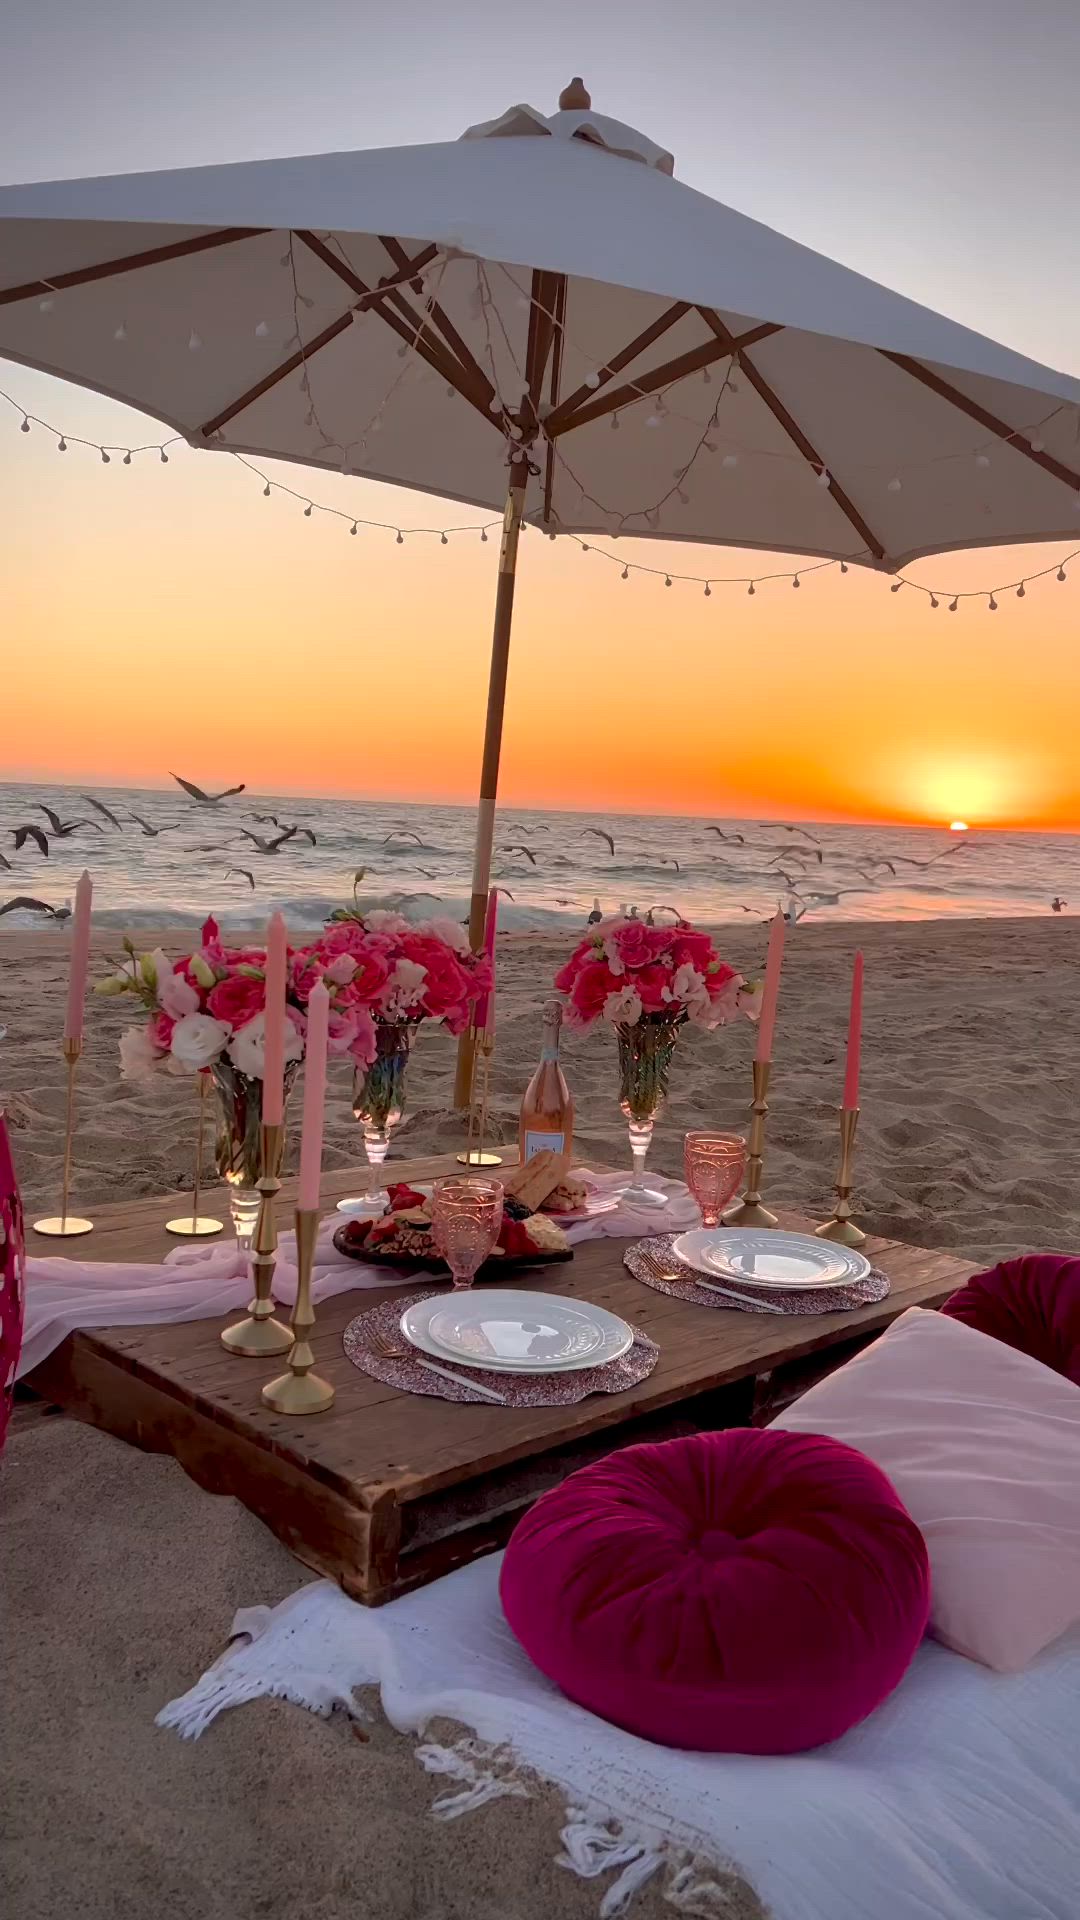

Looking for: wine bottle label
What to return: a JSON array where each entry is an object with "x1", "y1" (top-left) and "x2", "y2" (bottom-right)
[
  {"x1": 541, "y1": 1045, "x2": 560, "y2": 1063},
  {"x1": 525, "y1": 1129, "x2": 565, "y2": 1161}
]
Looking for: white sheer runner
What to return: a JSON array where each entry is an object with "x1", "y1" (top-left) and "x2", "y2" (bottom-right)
[{"x1": 19, "y1": 1170, "x2": 700, "y2": 1380}]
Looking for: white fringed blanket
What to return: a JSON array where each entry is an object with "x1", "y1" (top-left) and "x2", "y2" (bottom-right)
[{"x1": 159, "y1": 1555, "x2": 1080, "y2": 1920}]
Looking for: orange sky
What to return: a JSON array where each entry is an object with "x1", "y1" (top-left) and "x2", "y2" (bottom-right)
[{"x1": 3, "y1": 376, "x2": 1078, "y2": 830}]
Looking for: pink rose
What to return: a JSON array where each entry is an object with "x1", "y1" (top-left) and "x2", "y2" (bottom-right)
[
  {"x1": 347, "y1": 1006, "x2": 377, "y2": 1069},
  {"x1": 149, "y1": 1011, "x2": 175, "y2": 1052},
  {"x1": 671, "y1": 928, "x2": 715, "y2": 971},
  {"x1": 567, "y1": 960, "x2": 619, "y2": 1027},
  {"x1": 553, "y1": 939, "x2": 596, "y2": 993},
  {"x1": 400, "y1": 935, "x2": 471, "y2": 1020},
  {"x1": 705, "y1": 960, "x2": 739, "y2": 998},
  {"x1": 320, "y1": 922, "x2": 372, "y2": 959},
  {"x1": 206, "y1": 974, "x2": 265, "y2": 1029},
  {"x1": 634, "y1": 963, "x2": 673, "y2": 1012},
  {"x1": 340, "y1": 943, "x2": 391, "y2": 1004},
  {"x1": 290, "y1": 955, "x2": 325, "y2": 1001},
  {"x1": 612, "y1": 921, "x2": 658, "y2": 969}
]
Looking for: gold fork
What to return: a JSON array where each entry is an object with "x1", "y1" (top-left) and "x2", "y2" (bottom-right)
[{"x1": 367, "y1": 1324, "x2": 509, "y2": 1403}]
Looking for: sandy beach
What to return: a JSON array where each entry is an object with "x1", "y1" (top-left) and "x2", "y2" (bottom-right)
[{"x1": 2, "y1": 916, "x2": 1077, "y2": 1266}]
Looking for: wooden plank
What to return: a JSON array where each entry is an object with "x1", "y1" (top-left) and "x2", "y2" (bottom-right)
[{"x1": 0, "y1": 228, "x2": 265, "y2": 307}]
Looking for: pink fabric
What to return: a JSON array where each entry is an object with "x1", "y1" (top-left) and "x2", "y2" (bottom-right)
[
  {"x1": 775, "y1": 1307, "x2": 1080, "y2": 1672},
  {"x1": 0, "y1": 1113, "x2": 26, "y2": 1453},
  {"x1": 942, "y1": 1252, "x2": 1080, "y2": 1385},
  {"x1": 499, "y1": 1427, "x2": 930, "y2": 1755}
]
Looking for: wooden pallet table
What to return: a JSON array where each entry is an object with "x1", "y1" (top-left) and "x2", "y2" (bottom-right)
[{"x1": 27, "y1": 1158, "x2": 975, "y2": 1604}]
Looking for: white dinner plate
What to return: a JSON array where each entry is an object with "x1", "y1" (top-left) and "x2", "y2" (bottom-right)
[
  {"x1": 670, "y1": 1228, "x2": 870, "y2": 1290},
  {"x1": 400, "y1": 1289, "x2": 635, "y2": 1373}
]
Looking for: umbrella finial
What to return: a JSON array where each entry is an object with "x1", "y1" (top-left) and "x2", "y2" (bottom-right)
[{"x1": 558, "y1": 77, "x2": 592, "y2": 110}]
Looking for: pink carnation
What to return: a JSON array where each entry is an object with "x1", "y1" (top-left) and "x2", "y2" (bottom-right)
[
  {"x1": 149, "y1": 1011, "x2": 175, "y2": 1052},
  {"x1": 612, "y1": 921, "x2": 670, "y2": 969},
  {"x1": 567, "y1": 960, "x2": 620, "y2": 1027},
  {"x1": 206, "y1": 974, "x2": 265, "y2": 1029},
  {"x1": 554, "y1": 938, "x2": 597, "y2": 993},
  {"x1": 400, "y1": 935, "x2": 471, "y2": 1020},
  {"x1": 670, "y1": 928, "x2": 716, "y2": 971},
  {"x1": 634, "y1": 963, "x2": 673, "y2": 1012}
]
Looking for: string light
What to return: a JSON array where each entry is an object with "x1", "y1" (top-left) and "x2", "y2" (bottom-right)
[
  {"x1": 622, "y1": 566, "x2": 629, "y2": 580},
  {"x1": 887, "y1": 477, "x2": 902, "y2": 492},
  {"x1": 160, "y1": 448, "x2": 169, "y2": 463},
  {"x1": 188, "y1": 330, "x2": 202, "y2": 352},
  {"x1": 703, "y1": 582, "x2": 711, "y2": 597},
  {"x1": 350, "y1": 521, "x2": 358, "y2": 534},
  {"x1": 747, "y1": 582, "x2": 755, "y2": 596},
  {"x1": 113, "y1": 323, "x2": 127, "y2": 342},
  {"x1": 610, "y1": 412, "x2": 620, "y2": 431},
  {"x1": 57, "y1": 437, "x2": 66, "y2": 452},
  {"x1": 890, "y1": 580, "x2": 902, "y2": 592},
  {"x1": 1017, "y1": 582, "x2": 1026, "y2": 598},
  {"x1": 254, "y1": 320, "x2": 270, "y2": 339},
  {"x1": 792, "y1": 574, "x2": 801, "y2": 588},
  {"x1": 664, "y1": 574, "x2": 672, "y2": 586},
  {"x1": 122, "y1": 451, "x2": 132, "y2": 465},
  {"x1": 100, "y1": 448, "x2": 110, "y2": 464},
  {"x1": 396, "y1": 530, "x2": 404, "y2": 544},
  {"x1": 721, "y1": 452, "x2": 738, "y2": 469},
  {"x1": 39, "y1": 297, "x2": 54, "y2": 313},
  {"x1": 1031, "y1": 437, "x2": 1045, "y2": 452},
  {"x1": 816, "y1": 468, "x2": 830, "y2": 487},
  {"x1": 20, "y1": 416, "x2": 29, "y2": 433},
  {"x1": 949, "y1": 596, "x2": 959, "y2": 611},
  {"x1": 303, "y1": 502, "x2": 313, "y2": 516},
  {"x1": 988, "y1": 594, "x2": 998, "y2": 610}
]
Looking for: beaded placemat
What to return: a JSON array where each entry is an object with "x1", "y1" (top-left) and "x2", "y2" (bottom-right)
[
  {"x1": 625, "y1": 1235, "x2": 891, "y2": 1315},
  {"x1": 342, "y1": 1289, "x2": 660, "y2": 1406}
]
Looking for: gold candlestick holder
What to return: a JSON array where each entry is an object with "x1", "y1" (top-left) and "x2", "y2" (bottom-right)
[
  {"x1": 723, "y1": 1059, "x2": 778, "y2": 1228},
  {"x1": 33, "y1": 1038, "x2": 94, "y2": 1237},
  {"x1": 261, "y1": 1207, "x2": 335, "y2": 1414},
  {"x1": 816, "y1": 1106, "x2": 867, "y2": 1247},
  {"x1": 221, "y1": 1121, "x2": 294, "y2": 1355},
  {"x1": 457, "y1": 1028, "x2": 503, "y2": 1167},
  {"x1": 167, "y1": 1071, "x2": 224, "y2": 1237}
]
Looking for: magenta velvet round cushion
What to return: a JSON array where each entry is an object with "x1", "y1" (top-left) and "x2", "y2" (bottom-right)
[
  {"x1": 942, "y1": 1254, "x2": 1080, "y2": 1386},
  {"x1": 500, "y1": 1428, "x2": 930, "y2": 1754}
]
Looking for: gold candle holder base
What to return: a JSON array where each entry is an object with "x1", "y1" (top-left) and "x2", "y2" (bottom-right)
[
  {"x1": 166, "y1": 1214, "x2": 225, "y2": 1238},
  {"x1": 261, "y1": 1208, "x2": 334, "y2": 1414},
  {"x1": 815, "y1": 1107, "x2": 867, "y2": 1247},
  {"x1": 455, "y1": 1149, "x2": 504, "y2": 1167},
  {"x1": 34, "y1": 1038, "x2": 94, "y2": 1237},
  {"x1": 221, "y1": 1121, "x2": 293, "y2": 1357},
  {"x1": 723, "y1": 1059, "x2": 777, "y2": 1229}
]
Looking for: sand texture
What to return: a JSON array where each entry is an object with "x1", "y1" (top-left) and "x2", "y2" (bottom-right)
[
  {"x1": 2, "y1": 918, "x2": 1078, "y2": 1266},
  {"x1": 0, "y1": 1417, "x2": 765, "y2": 1920}
]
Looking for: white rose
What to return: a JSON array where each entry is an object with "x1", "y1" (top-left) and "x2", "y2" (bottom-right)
[
  {"x1": 416, "y1": 916, "x2": 470, "y2": 954},
  {"x1": 671, "y1": 962, "x2": 714, "y2": 1027},
  {"x1": 118, "y1": 1025, "x2": 161, "y2": 1082},
  {"x1": 365, "y1": 910, "x2": 411, "y2": 935},
  {"x1": 601, "y1": 938, "x2": 626, "y2": 976},
  {"x1": 603, "y1": 985, "x2": 643, "y2": 1025},
  {"x1": 153, "y1": 949, "x2": 199, "y2": 1020},
  {"x1": 383, "y1": 957, "x2": 427, "y2": 1016},
  {"x1": 170, "y1": 1011, "x2": 231, "y2": 1071},
  {"x1": 226, "y1": 1010, "x2": 303, "y2": 1080}
]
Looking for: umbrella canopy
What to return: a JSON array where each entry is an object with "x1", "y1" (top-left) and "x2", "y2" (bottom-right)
[
  {"x1": 3, "y1": 79, "x2": 1078, "y2": 1099},
  {"x1": 2, "y1": 84, "x2": 1078, "y2": 567}
]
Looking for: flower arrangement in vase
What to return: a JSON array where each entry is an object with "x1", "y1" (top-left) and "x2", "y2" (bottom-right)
[
  {"x1": 312, "y1": 907, "x2": 494, "y2": 1204},
  {"x1": 554, "y1": 915, "x2": 758, "y2": 1206}
]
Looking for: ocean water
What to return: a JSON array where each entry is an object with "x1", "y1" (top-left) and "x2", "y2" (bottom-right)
[{"x1": 0, "y1": 781, "x2": 1077, "y2": 933}]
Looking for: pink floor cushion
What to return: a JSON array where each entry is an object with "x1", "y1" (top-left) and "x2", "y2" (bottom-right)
[
  {"x1": 499, "y1": 1428, "x2": 930, "y2": 1754},
  {"x1": 942, "y1": 1253, "x2": 1080, "y2": 1386}
]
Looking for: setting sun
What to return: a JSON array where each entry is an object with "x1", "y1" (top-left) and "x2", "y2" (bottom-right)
[{"x1": 949, "y1": 821, "x2": 969, "y2": 832}]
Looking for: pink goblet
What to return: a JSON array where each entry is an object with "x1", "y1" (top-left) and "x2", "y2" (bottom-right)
[
  {"x1": 431, "y1": 1176, "x2": 504, "y2": 1290},
  {"x1": 684, "y1": 1131, "x2": 747, "y2": 1229}
]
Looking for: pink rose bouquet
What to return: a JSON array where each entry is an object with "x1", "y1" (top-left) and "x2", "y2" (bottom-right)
[
  {"x1": 315, "y1": 907, "x2": 493, "y2": 1037},
  {"x1": 554, "y1": 914, "x2": 755, "y2": 1032}
]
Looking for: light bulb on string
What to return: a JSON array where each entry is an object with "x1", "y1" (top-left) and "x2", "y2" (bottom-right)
[
  {"x1": 188, "y1": 330, "x2": 202, "y2": 352},
  {"x1": 100, "y1": 448, "x2": 110, "y2": 464},
  {"x1": 254, "y1": 320, "x2": 270, "y2": 338},
  {"x1": 480, "y1": 527, "x2": 488, "y2": 542},
  {"x1": 664, "y1": 575, "x2": 672, "y2": 587},
  {"x1": 792, "y1": 574, "x2": 801, "y2": 588},
  {"x1": 397, "y1": 344, "x2": 408, "y2": 359},
  {"x1": 747, "y1": 582, "x2": 755, "y2": 596},
  {"x1": 396, "y1": 530, "x2": 404, "y2": 544},
  {"x1": 303, "y1": 503, "x2": 313, "y2": 517},
  {"x1": 159, "y1": 447, "x2": 169, "y2": 463},
  {"x1": 975, "y1": 452, "x2": 991, "y2": 469},
  {"x1": 279, "y1": 250, "x2": 292, "y2": 268},
  {"x1": 930, "y1": 595, "x2": 939, "y2": 608},
  {"x1": 815, "y1": 468, "x2": 830, "y2": 487},
  {"x1": 113, "y1": 322, "x2": 127, "y2": 342},
  {"x1": 1017, "y1": 583, "x2": 1026, "y2": 597},
  {"x1": 1030, "y1": 437, "x2": 1045, "y2": 452},
  {"x1": 721, "y1": 452, "x2": 738, "y2": 469},
  {"x1": 39, "y1": 297, "x2": 54, "y2": 314},
  {"x1": 949, "y1": 596, "x2": 959, "y2": 611},
  {"x1": 582, "y1": 542, "x2": 590, "y2": 553},
  {"x1": 350, "y1": 522, "x2": 357, "y2": 535},
  {"x1": 890, "y1": 581, "x2": 902, "y2": 593},
  {"x1": 887, "y1": 476, "x2": 902, "y2": 492},
  {"x1": 263, "y1": 482, "x2": 271, "y2": 497},
  {"x1": 298, "y1": 293, "x2": 315, "y2": 310},
  {"x1": 676, "y1": 488, "x2": 690, "y2": 506},
  {"x1": 702, "y1": 367, "x2": 712, "y2": 386},
  {"x1": 988, "y1": 595, "x2": 998, "y2": 611},
  {"x1": 646, "y1": 508, "x2": 660, "y2": 529},
  {"x1": 583, "y1": 371, "x2": 600, "y2": 390},
  {"x1": 20, "y1": 417, "x2": 29, "y2": 433},
  {"x1": 840, "y1": 562, "x2": 849, "y2": 574},
  {"x1": 1058, "y1": 567, "x2": 1067, "y2": 581},
  {"x1": 57, "y1": 437, "x2": 66, "y2": 452},
  {"x1": 703, "y1": 582, "x2": 711, "y2": 597},
  {"x1": 440, "y1": 532, "x2": 448, "y2": 545},
  {"x1": 610, "y1": 412, "x2": 620, "y2": 431},
  {"x1": 645, "y1": 412, "x2": 661, "y2": 429},
  {"x1": 622, "y1": 566, "x2": 629, "y2": 580},
  {"x1": 123, "y1": 451, "x2": 132, "y2": 465},
  {"x1": 728, "y1": 377, "x2": 739, "y2": 394}
]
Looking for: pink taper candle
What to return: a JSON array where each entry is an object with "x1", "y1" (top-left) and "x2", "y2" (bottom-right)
[
  {"x1": 63, "y1": 871, "x2": 94, "y2": 1045},
  {"x1": 754, "y1": 908, "x2": 786, "y2": 1063},
  {"x1": 842, "y1": 951, "x2": 864, "y2": 1110},
  {"x1": 473, "y1": 886, "x2": 499, "y2": 1033},
  {"x1": 261, "y1": 912, "x2": 288, "y2": 1125},
  {"x1": 297, "y1": 980, "x2": 329, "y2": 1211}
]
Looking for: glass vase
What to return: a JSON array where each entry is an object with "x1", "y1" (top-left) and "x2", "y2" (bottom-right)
[
  {"x1": 614, "y1": 1014, "x2": 685, "y2": 1209},
  {"x1": 336, "y1": 1019, "x2": 416, "y2": 1215},
  {"x1": 211, "y1": 1061, "x2": 297, "y2": 1256}
]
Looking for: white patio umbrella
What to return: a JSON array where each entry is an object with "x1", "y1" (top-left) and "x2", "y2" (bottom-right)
[{"x1": 2, "y1": 78, "x2": 1078, "y2": 1097}]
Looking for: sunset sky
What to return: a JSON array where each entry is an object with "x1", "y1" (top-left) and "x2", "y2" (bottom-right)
[{"x1": 2, "y1": 1, "x2": 1079, "y2": 828}]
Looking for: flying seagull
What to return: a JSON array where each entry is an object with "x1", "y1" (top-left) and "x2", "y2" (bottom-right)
[
  {"x1": 800, "y1": 887, "x2": 871, "y2": 911},
  {"x1": 500, "y1": 843, "x2": 538, "y2": 865},
  {"x1": 584, "y1": 828, "x2": 616, "y2": 856},
  {"x1": 762, "y1": 822, "x2": 821, "y2": 844},
  {"x1": 225, "y1": 867, "x2": 256, "y2": 891},
  {"x1": 82, "y1": 794, "x2": 124, "y2": 830},
  {"x1": 11, "y1": 825, "x2": 49, "y2": 857},
  {"x1": 238, "y1": 827, "x2": 298, "y2": 855},
  {"x1": 170, "y1": 772, "x2": 246, "y2": 805},
  {"x1": 383, "y1": 831, "x2": 424, "y2": 846},
  {"x1": 35, "y1": 806, "x2": 102, "y2": 837},
  {"x1": 0, "y1": 895, "x2": 70, "y2": 919},
  {"x1": 657, "y1": 855, "x2": 681, "y2": 872},
  {"x1": 128, "y1": 814, "x2": 179, "y2": 837}
]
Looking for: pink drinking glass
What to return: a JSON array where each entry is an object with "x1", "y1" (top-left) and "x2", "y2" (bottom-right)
[
  {"x1": 431, "y1": 1176, "x2": 504, "y2": 1290},
  {"x1": 683, "y1": 1131, "x2": 747, "y2": 1229}
]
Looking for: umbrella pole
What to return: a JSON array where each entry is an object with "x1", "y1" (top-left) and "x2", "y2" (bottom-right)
[{"x1": 454, "y1": 454, "x2": 529, "y2": 1109}]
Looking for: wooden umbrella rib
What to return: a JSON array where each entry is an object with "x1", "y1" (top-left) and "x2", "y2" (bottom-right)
[
  {"x1": 0, "y1": 227, "x2": 267, "y2": 307},
  {"x1": 879, "y1": 351, "x2": 1080, "y2": 491},
  {"x1": 294, "y1": 229, "x2": 495, "y2": 421},
  {"x1": 198, "y1": 310, "x2": 355, "y2": 438},
  {"x1": 547, "y1": 300, "x2": 692, "y2": 431},
  {"x1": 547, "y1": 321, "x2": 783, "y2": 437},
  {"x1": 543, "y1": 276, "x2": 567, "y2": 526},
  {"x1": 377, "y1": 235, "x2": 494, "y2": 401},
  {"x1": 525, "y1": 268, "x2": 559, "y2": 416},
  {"x1": 697, "y1": 306, "x2": 886, "y2": 562}
]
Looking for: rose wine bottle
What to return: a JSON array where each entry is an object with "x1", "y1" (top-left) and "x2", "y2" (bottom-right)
[{"x1": 519, "y1": 1000, "x2": 574, "y2": 1163}]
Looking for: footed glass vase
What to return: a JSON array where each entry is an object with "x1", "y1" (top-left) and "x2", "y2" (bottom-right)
[
  {"x1": 337, "y1": 1019, "x2": 416, "y2": 1214},
  {"x1": 614, "y1": 1014, "x2": 685, "y2": 1209},
  {"x1": 211, "y1": 1061, "x2": 297, "y2": 1255}
]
